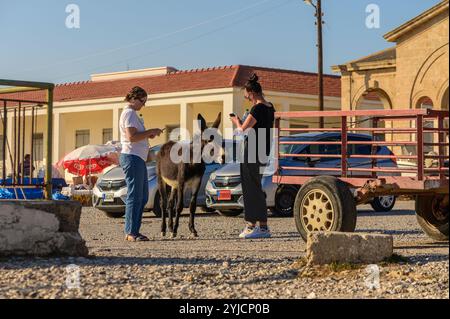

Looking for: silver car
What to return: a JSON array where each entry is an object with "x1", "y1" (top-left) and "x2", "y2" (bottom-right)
[
  {"x1": 93, "y1": 145, "x2": 230, "y2": 218},
  {"x1": 206, "y1": 133, "x2": 398, "y2": 217},
  {"x1": 205, "y1": 162, "x2": 285, "y2": 217}
]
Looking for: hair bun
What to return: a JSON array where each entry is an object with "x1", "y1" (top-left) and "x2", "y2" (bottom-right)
[{"x1": 249, "y1": 73, "x2": 259, "y2": 83}]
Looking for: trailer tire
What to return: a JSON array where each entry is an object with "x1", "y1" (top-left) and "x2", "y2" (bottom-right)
[
  {"x1": 416, "y1": 195, "x2": 449, "y2": 241},
  {"x1": 294, "y1": 176, "x2": 357, "y2": 241}
]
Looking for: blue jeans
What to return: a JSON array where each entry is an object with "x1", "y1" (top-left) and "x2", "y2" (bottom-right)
[{"x1": 120, "y1": 154, "x2": 149, "y2": 236}]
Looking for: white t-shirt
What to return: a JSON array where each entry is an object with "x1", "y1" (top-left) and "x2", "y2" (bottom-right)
[{"x1": 119, "y1": 107, "x2": 149, "y2": 161}]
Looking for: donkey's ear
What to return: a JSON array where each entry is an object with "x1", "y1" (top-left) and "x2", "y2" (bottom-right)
[
  {"x1": 198, "y1": 114, "x2": 207, "y2": 132},
  {"x1": 211, "y1": 112, "x2": 222, "y2": 129}
]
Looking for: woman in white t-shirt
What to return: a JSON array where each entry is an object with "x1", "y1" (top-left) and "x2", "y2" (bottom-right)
[{"x1": 119, "y1": 86, "x2": 163, "y2": 242}]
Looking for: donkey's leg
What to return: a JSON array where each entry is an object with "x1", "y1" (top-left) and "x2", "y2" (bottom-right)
[
  {"x1": 173, "y1": 184, "x2": 184, "y2": 237},
  {"x1": 188, "y1": 177, "x2": 202, "y2": 237},
  {"x1": 173, "y1": 166, "x2": 185, "y2": 237},
  {"x1": 158, "y1": 180, "x2": 168, "y2": 237},
  {"x1": 167, "y1": 187, "x2": 177, "y2": 235}
]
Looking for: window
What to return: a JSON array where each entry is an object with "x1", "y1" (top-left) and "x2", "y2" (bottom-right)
[
  {"x1": 348, "y1": 136, "x2": 372, "y2": 155},
  {"x1": 102, "y1": 128, "x2": 113, "y2": 144},
  {"x1": 33, "y1": 133, "x2": 44, "y2": 161},
  {"x1": 75, "y1": 130, "x2": 90, "y2": 149},
  {"x1": 297, "y1": 138, "x2": 341, "y2": 162}
]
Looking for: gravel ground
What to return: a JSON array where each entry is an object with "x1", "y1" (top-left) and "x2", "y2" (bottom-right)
[{"x1": 0, "y1": 201, "x2": 448, "y2": 299}]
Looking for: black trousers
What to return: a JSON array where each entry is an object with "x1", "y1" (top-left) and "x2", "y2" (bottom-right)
[{"x1": 240, "y1": 162, "x2": 268, "y2": 224}]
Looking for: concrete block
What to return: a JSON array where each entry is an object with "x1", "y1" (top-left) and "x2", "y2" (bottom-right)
[{"x1": 306, "y1": 231, "x2": 393, "y2": 265}]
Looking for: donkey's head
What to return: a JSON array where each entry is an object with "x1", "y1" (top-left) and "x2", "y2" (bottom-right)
[
  {"x1": 196, "y1": 113, "x2": 222, "y2": 160},
  {"x1": 197, "y1": 112, "x2": 221, "y2": 134}
]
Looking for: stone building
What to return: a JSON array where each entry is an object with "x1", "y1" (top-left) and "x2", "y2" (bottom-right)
[{"x1": 333, "y1": 0, "x2": 449, "y2": 155}]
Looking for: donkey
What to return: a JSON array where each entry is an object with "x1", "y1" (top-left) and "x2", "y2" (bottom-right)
[{"x1": 156, "y1": 112, "x2": 221, "y2": 238}]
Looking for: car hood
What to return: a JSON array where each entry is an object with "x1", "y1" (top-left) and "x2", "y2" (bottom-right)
[
  {"x1": 101, "y1": 164, "x2": 157, "y2": 181},
  {"x1": 213, "y1": 162, "x2": 275, "y2": 178},
  {"x1": 214, "y1": 163, "x2": 241, "y2": 177}
]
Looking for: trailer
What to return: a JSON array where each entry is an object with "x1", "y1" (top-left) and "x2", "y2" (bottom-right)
[{"x1": 273, "y1": 109, "x2": 449, "y2": 241}]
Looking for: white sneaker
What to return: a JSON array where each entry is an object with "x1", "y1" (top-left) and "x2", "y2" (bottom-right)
[
  {"x1": 239, "y1": 226, "x2": 272, "y2": 239},
  {"x1": 239, "y1": 226, "x2": 256, "y2": 238}
]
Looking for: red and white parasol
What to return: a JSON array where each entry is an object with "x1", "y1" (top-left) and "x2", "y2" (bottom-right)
[{"x1": 57, "y1": 144, "x2": 121, "y2": 176}]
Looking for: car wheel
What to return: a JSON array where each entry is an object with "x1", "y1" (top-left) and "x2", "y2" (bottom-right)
[
  {"x1": 271, "y1": 186, "x2": 298, "y2": 217},
  {"x1": 370, "y1": 196, "x2": 396, "y2": 212},
  {"x1": 201, "y1": 207, "x2": 216, "y2": 213},
  {"x1": 293, "y1": 176, "x2": 357, "y2": 242},
  {"x1": 218, "y1": 210, "x2": 243, "y2": 217},
  {"x1": 104, "y1": 211, "x2": 125, "y2": 219}
]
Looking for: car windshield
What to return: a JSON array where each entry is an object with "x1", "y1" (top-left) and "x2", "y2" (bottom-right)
[{"x1": 279, "y1": 135, "x2": 316, "y2": 154}]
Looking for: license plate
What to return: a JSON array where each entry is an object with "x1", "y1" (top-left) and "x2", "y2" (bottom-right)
[
  {"x1": 217, "y1": 190, "x2": 232, "y2": 201},
  {"x1": 103, "y1": 193, "x2": 115, "y2": 203}
]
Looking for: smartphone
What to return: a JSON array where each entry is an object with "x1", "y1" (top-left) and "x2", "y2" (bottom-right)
[{"x1": 229, "y1": 113, "x2": 236, "y2": 117}]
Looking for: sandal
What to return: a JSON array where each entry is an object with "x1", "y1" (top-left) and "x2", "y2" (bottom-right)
[{"x1": 125, "y1": 234, "x2": 150, "y2": 242}]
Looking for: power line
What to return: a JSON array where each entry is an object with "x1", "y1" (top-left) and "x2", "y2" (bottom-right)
[
  {"x1": 53, "y1": 0, "x2": 295, "y2": 82},
  {"x1": 17, "y1": 0, "x2": 276, "y2": 76}
]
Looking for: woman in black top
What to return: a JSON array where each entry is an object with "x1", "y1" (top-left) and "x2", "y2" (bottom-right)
[{"x1": 230, "y1": 74, "x2": 275, "y2": 239}]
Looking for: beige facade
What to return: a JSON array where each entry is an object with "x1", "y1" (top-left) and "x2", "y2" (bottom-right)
[
  {"x1": 333, "y1": 0, "x2": 449, "y2": 113},
  {"x1": 333, "y1": 0, "x2": 449, "y2": 156}
]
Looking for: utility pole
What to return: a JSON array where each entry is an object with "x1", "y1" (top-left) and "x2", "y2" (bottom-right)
[{"x1": 304, "y1": 0, "x2": 325, "y2": 128}]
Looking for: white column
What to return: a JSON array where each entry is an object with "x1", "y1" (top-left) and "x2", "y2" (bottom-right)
[
  {"x1": 222, "y1": 92, "x2": 243, "y2": 140},
  {"x1": 112, "y1": 107, "x2": 121, "y2": 141},
  {"x1": 280, "y1": 101, "x2": 290, "y2": 131},
  {"x1": 53, "y1": 112, "x2": 60, "y2": 163},
  {"x1": 180, "y1": 102, "x2": 193, "y2": 141}
]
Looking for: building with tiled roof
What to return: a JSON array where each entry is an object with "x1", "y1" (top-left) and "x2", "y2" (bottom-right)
[{"x1": 1, "y1": 64, "x2": 378, "y2": 176}]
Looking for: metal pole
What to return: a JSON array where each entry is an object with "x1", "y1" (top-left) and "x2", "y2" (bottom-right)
[
  {"x1": 317, "y1": 0, "x2": 325, "y2": 128},
  {"x1": 14, "y1": 107, "x2": 18, "y2": 184},
  {"x1": 438, "y1": 114, "x2": 445, "y2": 180},
  {"x1": 21, "y1": 105, "x2": 26, "y2": 185},
  {"x1": 30, "y1": 106, "x2": 35, "y2": 184},
  {"x1": 44, "y1": 88, "x2": 53, "y2": 200},
  {"x1": 417, "y1": 115, "x2": 424, "y2": 181},
  {"x1": 341, "y1": 116, "x2": 348, "y2": 177},
  {"x1": 371, "y1": 118, "x2": 379, "y2": 179},
  {"x1": 2, "y1": 101, "x2": 6, "y2": 184}
]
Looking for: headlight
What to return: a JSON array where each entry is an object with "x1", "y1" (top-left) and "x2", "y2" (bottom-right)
[{"x1": 209, "y1": 172, "x2": 217, "y2": 181}]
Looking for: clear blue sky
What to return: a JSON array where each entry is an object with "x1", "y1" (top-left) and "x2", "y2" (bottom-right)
[{"x1": 0, "y1": 0, "x2": 441, "y2": 84}]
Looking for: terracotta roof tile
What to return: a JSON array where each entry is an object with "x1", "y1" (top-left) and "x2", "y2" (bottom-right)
[{"x1": 0, "y1": 65, "x2": 342, "y2": 104}]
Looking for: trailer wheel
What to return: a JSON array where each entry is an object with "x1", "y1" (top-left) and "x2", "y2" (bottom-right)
[
  {"x1": 416, "y1": 195, "x2": 449, "y2": 241},
  {"x1": 294, "y1": 176, "x2": 357, "y2": 241}
]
